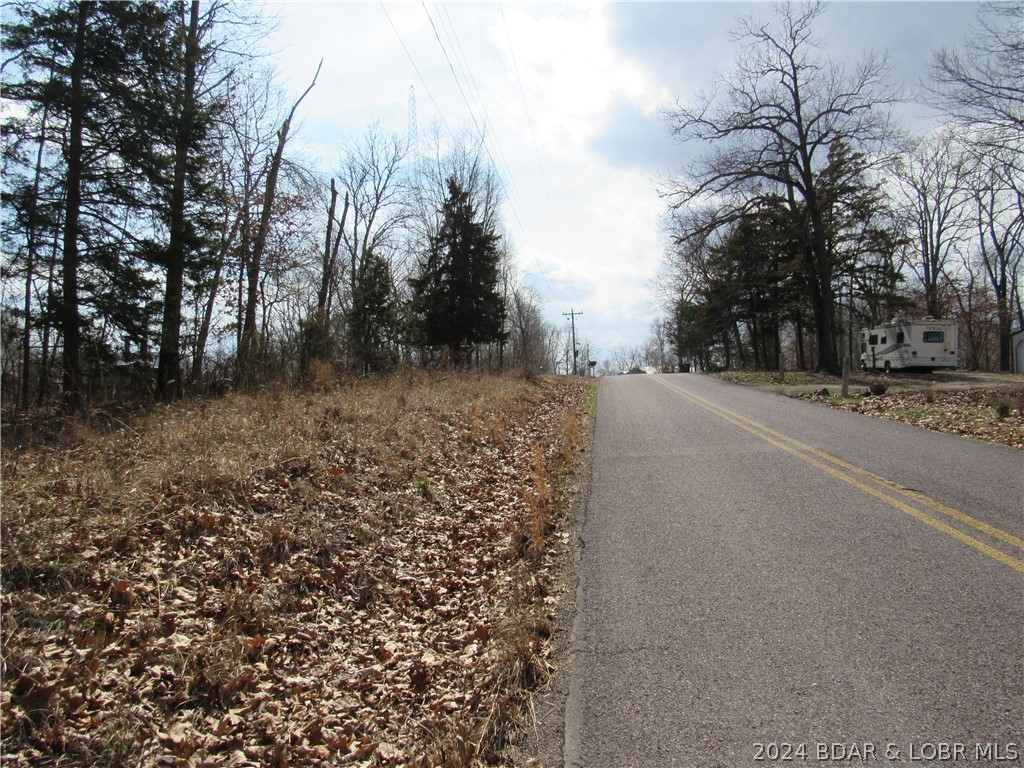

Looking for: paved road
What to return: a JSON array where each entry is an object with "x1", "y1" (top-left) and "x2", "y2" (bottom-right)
[{"x1": 565, "y1": 374, "x2": 1023, "y2": 768}]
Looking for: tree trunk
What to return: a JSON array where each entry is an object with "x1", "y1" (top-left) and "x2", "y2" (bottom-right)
[
  {"x1": 807, "y1": 204, "x2": 840, "y2": 373},
  {"x1": 236, "y1": 164, "x2": 251, "y2": 355},
  {"x1": 750, "y1": 318, "x2": 762, "y2": 370},
  {"x1": 60, "y1": 2, "x2": 91, "y2": 411},
  {"x1": 158, "y1": 0, "x2": 200, "y2": 399},
  {"x1": 996, "y1": 281, "x2": 1011, "y2": 371},
  {"x1": 191, "y1": 204, "x2": 241, "y2": 384},
  {"x1": 37, "y1": 238, "x2": 58, "y2": 406},
  {"x1": 732, "y1": 322, "x2": 746, "y2": 368},
  {"x1": 313, "y1": 181, "x2": 349, "y2": 362},
  {"x1": 318, "y1": 179, "x2": 338, "y2": 312},
  {"x1": 22, "y1": 100, "x2": 50, "y2": 409},
  {"x1": 775, "y1": 320, "x2": 784, "y2": 375},
  {"x1": 1015, "y1": 270, "x2": 1024, "y2": 334},
  {"x1": 795, "y1": 311, "x2": 807, "y2": 370}
]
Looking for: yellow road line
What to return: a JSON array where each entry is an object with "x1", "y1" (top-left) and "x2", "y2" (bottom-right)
[
  {"x1": 657, "y1": 378, "x2": 1024, "y2": 551},
  {"x1": 653, "y1": 377, "x2": 1024, "y2": 574}
]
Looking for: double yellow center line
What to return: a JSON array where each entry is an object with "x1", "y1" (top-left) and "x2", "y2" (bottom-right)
[{"x1": 654, "y1": 376, "x2": 1024, "y2": 574}]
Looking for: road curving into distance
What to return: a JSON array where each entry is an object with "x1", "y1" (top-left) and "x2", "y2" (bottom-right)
[{"x1": 565, "y1": 373, "x2": 1023, "y2": 768}]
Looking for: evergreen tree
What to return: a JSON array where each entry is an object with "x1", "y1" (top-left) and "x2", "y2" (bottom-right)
[
  {"x1": 3, "y1": 0, "x2": 172, "y2": 407},
  {"x1": 708, "y1": 203, "x2": 801, "y2": 370},
  {"x1": 146, "y1": 1, "x2": 226, "y2": 398},
  {"x1": 674, "y1": 298, "x2": 715, "y2": 372},
  {"x1": 347, "y1": 249, "x2": 398, "y2": 374},
  {"x1": 817, "y1": 140, "x2": 909, "y2": 344},
  {"x1": 662, "y1": 3, "x2": 897, "y2": 373},
  {"x1": 411, "y1": 177, "x2": 506, "y2": 367}
]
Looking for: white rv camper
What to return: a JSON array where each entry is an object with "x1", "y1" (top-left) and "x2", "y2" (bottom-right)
[{"x1": 860, "y1": 317, "x2": 958, "y2": 371}]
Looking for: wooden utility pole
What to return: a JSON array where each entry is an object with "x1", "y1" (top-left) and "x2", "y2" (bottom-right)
[{"x1": 563, "y1": 309, "x2": 582, "y2": 376}]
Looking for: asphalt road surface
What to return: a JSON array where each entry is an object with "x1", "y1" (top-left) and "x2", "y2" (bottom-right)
[{"x1": 565, "y1": 374, "x2": 1023, "y2": 768}]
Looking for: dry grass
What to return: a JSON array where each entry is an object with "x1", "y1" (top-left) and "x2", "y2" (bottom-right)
[{"x1": 1, "y1": 372, "x2": 590, "y2": 767}]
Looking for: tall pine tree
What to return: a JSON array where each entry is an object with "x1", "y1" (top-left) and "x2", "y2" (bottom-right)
[
  {"x1": 411, "y1": 177, "x2": 506, "y2": 367},
  {"x1": 3, "y1": 1, "x2": 171, "y2": 408},
  {"x1": 147, "y1": 1, "x2": 225, "y2": 398}
]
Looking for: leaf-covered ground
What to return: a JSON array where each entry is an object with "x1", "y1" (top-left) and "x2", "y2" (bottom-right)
[
  {"x1": 709, "y1": 370, "x2": 1024, "y2": 449},
  {"x1": 1, "y1": 374, "x2": 590, "y2": 767},
  {"x1": 798, "y1": 387, "x2": 1024, "y2": 449}
]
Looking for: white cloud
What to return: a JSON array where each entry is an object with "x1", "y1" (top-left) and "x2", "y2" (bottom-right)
[
  {"x1": 474, "y1": 4, "x2": 669, "y2": 349},
  {"x1": 488, "y1": 4, "x2": 664, "y2": 153}
]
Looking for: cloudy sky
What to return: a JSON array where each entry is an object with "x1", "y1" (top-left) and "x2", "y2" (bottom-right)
[{"x1": 265, "y1": 1, "x2": 981, "y2": 364}]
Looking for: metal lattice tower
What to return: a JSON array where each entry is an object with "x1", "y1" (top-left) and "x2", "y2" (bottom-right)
[{"x1": 407, "y1": 85, "x2": 417, "y2": 148}]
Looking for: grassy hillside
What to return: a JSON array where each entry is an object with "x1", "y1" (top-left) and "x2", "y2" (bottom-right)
[{"x1": 1, "y1": 373, "x2": 590, "y2": 767}]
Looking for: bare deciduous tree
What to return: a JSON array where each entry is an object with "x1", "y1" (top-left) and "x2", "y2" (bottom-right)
[
  {"x1": 644, "y1": 317, "x2": 677, "y2": 373},
  {"x1": 237, "y1": 60, "x2": 319, "y2": 384},
  {"x1": 506, "y1": 279, "x2": 553, "y2": 374},
  {"x1": 969, "y1": 150, "x2": 1023, "y2": 370},
  {"x1": 662, "y1": 1, "x2": 898, "y2": 373},
  {"x1": 890, "y1": 129, "x2": 973, "y2": 318},
  {"x1": 337, "y1": 124, "x2": 410, "y2": 313},
  {"x1": 930, "y1": 2, "x2": 1023, "y2": 165},
  {"x1": 411, "y1": 126, "x2": 504, "y2": 258}
]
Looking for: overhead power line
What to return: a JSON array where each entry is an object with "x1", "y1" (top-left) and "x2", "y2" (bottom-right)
[
  {"x1": 381, "y1": 2, "x2": 574, "y2": 311},
  {"x1": 379, "y1": 2, "x2": 454, "y2": 141},
  {"x1": 499, "y1": 2, "x2": 581, "y2": 307},
  {"x1": 416, "y1": 1, "x2": 568, "y2": 307},
  {"x1": 430, "y1": 5, "x2": 564, "y2": 304},
  {"x1": 422, "y1": 2, "x2": 483, "y2": 139}
]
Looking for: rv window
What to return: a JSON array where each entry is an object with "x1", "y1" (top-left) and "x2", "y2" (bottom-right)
[
  {"x1": 869, "y1": 334, "x2": 878, "y2": 345},
  {"x1": 923, "y1": 331, "x2": 944, "y2": 343},
  {"x1": 880, "y1": 335, "x2": 887, "y2": 344},
  {"x1": 896, "y1": 332, "x2": 905, "y2": 343}
]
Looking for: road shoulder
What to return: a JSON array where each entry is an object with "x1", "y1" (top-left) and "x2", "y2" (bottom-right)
[{"x1": 507, "y1": 384, "x2": 596, "y2": 768}]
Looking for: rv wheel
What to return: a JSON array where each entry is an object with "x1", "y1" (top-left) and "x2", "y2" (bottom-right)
[{"x1": 883, "y1": 361, "x2": 891, "y2": 371}]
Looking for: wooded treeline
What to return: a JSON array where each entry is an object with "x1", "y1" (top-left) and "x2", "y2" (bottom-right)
[
  {"x1": 658, "y1": 1, "x2": 1022, "y2": 374},
  {"x1": 1, "y1": 1, "x2": 561, "y2": 411}
]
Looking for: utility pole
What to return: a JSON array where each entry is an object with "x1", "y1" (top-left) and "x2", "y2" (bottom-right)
[{"x1": 563, "y1": 308, "x2": 582, "y2": 376}]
